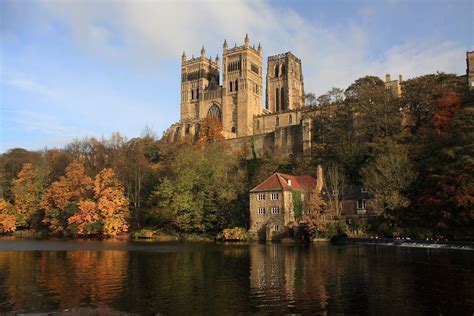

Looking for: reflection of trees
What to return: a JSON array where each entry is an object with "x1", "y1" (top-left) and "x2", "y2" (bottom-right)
[{"x1": 0, "y1": 250, "x2": 127, "y2": 311}]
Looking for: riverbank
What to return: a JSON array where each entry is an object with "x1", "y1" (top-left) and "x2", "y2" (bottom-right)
[{"x1": 341, "y1": 237, "x2": 474, "y2": 251}]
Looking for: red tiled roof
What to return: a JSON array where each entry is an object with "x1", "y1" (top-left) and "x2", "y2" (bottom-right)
[{"x1": 250, "y1": 173, "x2": 317, "y2": 192}]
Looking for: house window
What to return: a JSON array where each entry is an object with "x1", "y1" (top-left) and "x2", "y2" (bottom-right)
[
  {"x1": 357, "y1": 199, "x2": 366, "y2": 210},
  {"x1": 273, "y1": 225, "x2": 279, "y2": 232},
  {"x1": 271, "y1": 207, "x2": 279, "y2": 214},
  {"x1": 361, "y1": 187, "x2": 368, "y2": 193},
  {"x1": 257, "y1": 193, "x2": 265, "y2": 201},
  {"x1": 257, "y1": 207, "x2": 265, "y2": 215},
  {"x1": 271, "y1": 193, "x2": 279, "y2": 200}
]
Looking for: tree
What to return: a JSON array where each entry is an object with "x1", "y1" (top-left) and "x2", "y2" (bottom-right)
[
  {"x1": 0, "y1": 199, "x2": 16, "y2": 233},
  {"x1": 362, "y1": 142, "x2": 416, "y2": 225},
  {"x1": 11, "y1": 163, "x2": 43, "y2": 228},
  {"x1": 323, "y1": 164, "x2": 345, "y2": 216},
  {"x1": 317, "y1": 87, "x2": 344, "y2": 106},
  {"x1": 41, "y1": 161, "x2": 93, "y2": 233},
  {"x1": 196, "y1": 117, "x2": 225, "y2": 144},
  {"x1": 308, "y1": 185, "x2": 326, "y2": 217},
  {"x1": 94, "y1": 168, "x2": 130, "y2": 236},
  {"x1": 305, "y1": 92, "x2": 317, "y2": 107}
]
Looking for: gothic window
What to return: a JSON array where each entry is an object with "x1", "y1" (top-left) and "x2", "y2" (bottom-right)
[
  {"x1": 207, "y1": 104, "x2": 222, "y2": 121},
  {"x1": 275, "y1": 64, "x2": 279, "y2": 77},
  {"x1": 256, "y1": 120, "x2": 260, "y2": 129},
  {"x1": 185, "y1": 124, "x2": 190, "y2": 134},
  {"x1": 276, "y1": 88, "x2": 280, "y2": 112},
  {"x1": 281, "y1": 88, "x2": 285, "y2": 111},
  {"x1": 196, "y1": 88, "x2": 199, "y2": 100},
  {"x1": 281, "y1": 64, "x2": 286, "y2": 75},
  {"x1": 235, "y1": 80, "x2": 238, "y2": 92},
  {"x1": 230, "y1": 81, "x2": 233, "y2": 92},
  {"x1": 191, "y1": 89, "x2": 194, "y2": 100},
  {"x1": 231, "y1": 126, "x2": 236, "y2": 133},
  {"x1": 289, "y1": 114, "x2": 293, "y2": 124},
  {"x1": 276, "y1": 116, "x2": 279, "y2": 126}
]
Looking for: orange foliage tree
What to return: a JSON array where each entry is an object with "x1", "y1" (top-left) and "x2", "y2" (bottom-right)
[
  {"x1": 67, "y1": 168, "x2": 129, "y2": 236},
  {"x1": 41, "y1": 161, "x2": 93, "y2": 233},
  {"x1": 196, "y1": 116, "x2": 225, "y2": 144},
  {"x1": 11, "y1": 163, "x2": 42, "y2": 227},
  {"x1": 0, "y1": 199, "x2": 16, "y2": 233},
  {"x1": 434, "y1": 92, "x2": 461, "y2": 135}
]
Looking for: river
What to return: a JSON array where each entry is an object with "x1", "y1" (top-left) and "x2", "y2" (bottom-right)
[{"x1": 0, "y1": 238, "x2": 473, "y2": 314}]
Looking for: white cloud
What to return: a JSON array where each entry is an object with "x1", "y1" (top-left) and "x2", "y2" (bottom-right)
[
  {"x1": 5, "y1": 78, "x2": 61, "y2": 99},
  {"x1": 36, "y1": 0, "x2": 466, "y2": 96}
]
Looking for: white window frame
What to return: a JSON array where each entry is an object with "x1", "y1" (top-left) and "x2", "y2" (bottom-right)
[
  {"x1": 271, "y1": 193, "x2": 279, "y2": 200},
  {"x1": 257, "y1": 207, "x2": 265, "y2": 215},
  {"x1": 257, "y1": 193, "x2": 265, "y2": 201},
  {"x1": 271, "y1": 207, "x2": 279, "y2": 214},
  {"x1": 273, "y1": 225, "x2": 279, "y2": 232},
  {"x1": 357, "y1": 199, "x2": 366, "y2": 210},
  {"x1": 361, "y1": 187, "x2": 368, "y2": 193}
]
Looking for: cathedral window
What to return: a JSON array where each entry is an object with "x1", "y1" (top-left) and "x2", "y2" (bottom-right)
[
  {"x1": 281, "y1": 64, "x2": 286, "y2": 75},
  {"x1": 231, "y1": 126, "x2": 236, "y2": 133},
  {"x1": 281, "y1": 88, "x2": 285, "y2": 111},
  {"x1": 276, "y1": 116, "x2": 279, "y2": 126},
  {"x1": 235, "y1": 80, "x2": 238, "y2": 92},
  {"x1": 256, "y1": 120, "x2": 260, "y2": 129},
  {"x1": 230, "y1": 81, "x2": 233, "y2": 92},
  {"x1": 196, "y1": 88, "x2": 199, "y2": 100},
  {"x1": 185, "y1": 124, "x2": 190, "y2": 134},
  {"x1": 276, "y1": 88, "x2": 280, "y2": 111},
  {"x1": 289, "y1": 114, "x2": 293, "y2": 124},
  {"x1": 275, "y1": 65, "x2": 279, "y2": 77},
  {"x1": 191, "y1": 89, "x2": 194, "y2": 100}
]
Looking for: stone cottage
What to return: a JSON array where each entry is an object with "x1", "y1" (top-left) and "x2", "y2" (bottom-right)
[{"x1": 249, "y1": 168, "x2": 322, "y2": 241}]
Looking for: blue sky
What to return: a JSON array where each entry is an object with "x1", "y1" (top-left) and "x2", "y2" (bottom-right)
[{"x1": 1, "y1": 0, "x2": 472, "y2": 152}]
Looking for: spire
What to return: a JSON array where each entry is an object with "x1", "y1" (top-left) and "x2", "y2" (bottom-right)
[
  {"x1": 201, "y1": 45, "x2": 206, "y2": 59},
  {"x1": 258, "y1": 42, "x2": 262, "y2": 54},
  {"x1": 182, "y1": 51, "x2": 186, "y2": 63},
  {"x1": 216, "y1": 53, "x2": 220, "y2": 64},
  {"x1": 223, "y1": 39, "x2": 228, "y2": 53},
  {"x1": 244, "y1": 33, "x2": 249, "y2": 47}
]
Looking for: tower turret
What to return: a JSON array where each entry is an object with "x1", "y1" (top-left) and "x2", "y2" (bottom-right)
[
  {"x1": 201, "y1": 46, "x2": 206, "y2": 59},
  {"x1": 244, "y1": 33, "x2": 250, "y2": 48}
]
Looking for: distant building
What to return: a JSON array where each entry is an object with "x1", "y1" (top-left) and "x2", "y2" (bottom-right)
[
  {"x1": 384, "y1": 73, "x2": 402, "y2": 97},
  {"x1": 249, "y1": 167, "x2": 323, "y2": 241},
  {"x1": 467, "y1": 51, "x2": 474, "y2": 90}
]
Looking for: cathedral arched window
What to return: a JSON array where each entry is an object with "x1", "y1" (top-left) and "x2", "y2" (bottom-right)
[
  {"x1": 230, "y1": 81, "x2": 233, "y2": 92},
  {"x1": 207, "y1": 104, "x2": 222, "y2": 121},
  {"x1": 191, "y1": 89, "x2": 194, "y2": 100},
  {"x1": 231, "y1": 126, "x2": 236, "y2": 133},
  {"x1": 275, "y1": 65, "x2": 279, "y2": 77},
  {"x1": 196, "y1": 88, "x2": 199, "y2": 100},
  {"x1": 276, "y1": 116, "x2": 280, "y2": 126},
  {"x1": 275, "y1": 88, "x2": 280, "y2": 112},
  {"x1": 185, "y1": 124, "x2": 190, "y2": 134},
  {"x1": 281, "y1": 64, "x2": 286, "y2": 75},
  {"x1": 289, "y1": 114, "x2": 293, "y2": 124},
  {"x1": 256, "y1": 120, "x2": 260, "y2": 129},
  {"x1": 235, "y1": 80, "x2": 238, "y2": 92},
  {"x1": 281, "y1": 88, "x2": 285, "y2": 111}
]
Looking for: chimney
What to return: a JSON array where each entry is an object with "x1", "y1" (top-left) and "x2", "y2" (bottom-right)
[
  {"x1": 385, "y1": 73, "x2": 391, "y2": 82},
  {"x1": 398, "y1": 74, "x2": 403, "y2": 82},
  {"x1": 316, "y1": 165, "x2": 323, "y2": 192}
]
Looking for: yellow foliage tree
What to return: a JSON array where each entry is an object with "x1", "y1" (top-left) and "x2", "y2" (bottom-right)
[
  {"x1": 94, "y1": 168, "x2": 130, "y2": 236},
  {"x1": 0, "y1": 199, "x2": 16, "y2": 233},
  {"x1": 11, "y1": 163, "x2": 42, "y2": 227},
  {"x1": 67, "y1": 200, "x2": 100, "y2": 235}
]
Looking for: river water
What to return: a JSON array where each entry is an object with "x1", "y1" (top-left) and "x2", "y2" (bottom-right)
[{"x1": 0, "y1": 239, "x2": 473, "y2": 314}]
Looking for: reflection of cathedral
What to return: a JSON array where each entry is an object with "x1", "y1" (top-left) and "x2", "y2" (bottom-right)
[{"x1": 163, "y1": 34, "x2": 306, "y2": 145}]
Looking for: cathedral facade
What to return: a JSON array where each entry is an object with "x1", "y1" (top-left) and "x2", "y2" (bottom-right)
[{"x1": 164, "y1": 35, "x2": 305, "y2": 142}]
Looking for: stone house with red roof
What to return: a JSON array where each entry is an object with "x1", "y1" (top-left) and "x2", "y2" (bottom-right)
[{"x1": 249, "y1": 167, "x2": 323, "y2": 240}]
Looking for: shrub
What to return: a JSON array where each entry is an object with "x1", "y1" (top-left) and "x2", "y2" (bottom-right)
[
  {"x1": 0, "y1": 214, "x2": 16, "y2": 234},
  {"x1": 216, "y1": 227, "x2": 248, "y2": 241}
]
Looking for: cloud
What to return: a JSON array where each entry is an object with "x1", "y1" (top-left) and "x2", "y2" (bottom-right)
[
  {"x1": 5, "y1": 78, "x2": 60, "y2": 99},
  {"x1": 10, "y1": 110, "x2": 78, "y2": 136},
  {"x1": 33, "y1": 0, "x2": 466, "y2": 96}
]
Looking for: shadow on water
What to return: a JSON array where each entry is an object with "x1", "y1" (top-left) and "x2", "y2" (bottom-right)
[{"x1": 0, "y1": 238, "x2": 473, "y2": 314}]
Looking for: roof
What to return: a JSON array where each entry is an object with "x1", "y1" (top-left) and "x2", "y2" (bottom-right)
[
  {"x1": 250, "y1": 173, "x2": 317, "y2": 193},
  {"x1": 321, "y1": 184, "x2": 371, "y2": 200}
]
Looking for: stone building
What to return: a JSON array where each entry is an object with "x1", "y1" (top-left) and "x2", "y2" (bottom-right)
[
  {"x1": 249, "y1": 169, "x2": 322, "y2": 241},
  {"x1": 467, "y1": 51, "x2": 474, "y2": 90}
]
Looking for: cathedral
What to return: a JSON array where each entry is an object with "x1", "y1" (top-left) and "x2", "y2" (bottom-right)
[{"x1": 164, "y1": 35, "x2": 305, "y2": 141}]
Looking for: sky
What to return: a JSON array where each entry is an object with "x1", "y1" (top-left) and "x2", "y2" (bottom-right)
[{"x1": 1, "y1": 0, "x2": 472, "y2": 152}]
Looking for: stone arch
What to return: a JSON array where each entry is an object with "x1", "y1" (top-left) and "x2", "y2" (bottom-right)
[{"x1": 207, "y1": 103, "x2": 222, "y2": 121}]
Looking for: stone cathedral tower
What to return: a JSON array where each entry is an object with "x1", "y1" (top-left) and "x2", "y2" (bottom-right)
[
  {"x1": 266, "y1": 52, "x2": 305, "y2": 112},
  {"x1": 222, "y1": 34, "x2": 264, "y2": 137}
]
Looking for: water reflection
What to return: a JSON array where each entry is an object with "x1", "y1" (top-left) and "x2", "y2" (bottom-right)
[{"x1": 0, "y1": 241, "x2": 472, "y2": 314}]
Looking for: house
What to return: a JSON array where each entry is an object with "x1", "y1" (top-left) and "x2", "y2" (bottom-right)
[
  {"x1": 321, "y1": 185, "x2": 372, "y2": 218},
  {"x1": 249, "y1": 167, "x2": 322, "y2": 241}
]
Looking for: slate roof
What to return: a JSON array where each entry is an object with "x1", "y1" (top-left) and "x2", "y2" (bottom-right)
[{"x1": 250, "y1": 173, "x2": 317, "y2": 193}]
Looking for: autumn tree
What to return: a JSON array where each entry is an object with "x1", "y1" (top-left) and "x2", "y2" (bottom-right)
[
  {"x1": 196, "y1": 117, "x2": 225, "y2": 144},
  {"x1": 11, "y1": 163, "x2": 43, "y2": 228},
  {"x1": 41, "y1": 161, "x2": 92, "y2": 233},
  {"x1": 0, "y1": 199, "x2": 16, "y2": 233},
  {"x1": 323, "y1": 164, "x2": 345, "y2": 216}
]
